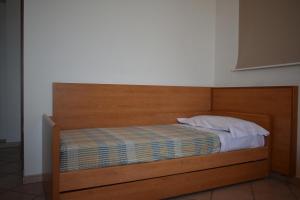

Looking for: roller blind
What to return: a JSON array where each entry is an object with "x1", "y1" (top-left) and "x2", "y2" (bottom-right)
[{"x1": 236, "y1": 0, "x2": 300, "y2": 70}]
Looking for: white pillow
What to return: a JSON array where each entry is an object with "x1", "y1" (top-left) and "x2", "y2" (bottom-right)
[{"x1": 177, "y1": 115, "x2": 269, "y2": 138}]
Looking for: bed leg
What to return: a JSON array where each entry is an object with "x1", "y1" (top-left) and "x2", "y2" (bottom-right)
[{"x1": 43, "y1": 115, "x2": 60, "y2": 200}]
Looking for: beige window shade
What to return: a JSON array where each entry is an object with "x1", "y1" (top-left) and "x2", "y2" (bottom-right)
[{"x1": 236, "y1": 0, "x2": 300, "y2": 70}]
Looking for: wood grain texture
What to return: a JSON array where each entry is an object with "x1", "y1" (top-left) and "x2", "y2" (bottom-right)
[
  {"x1": 291, "y1": 87, "x2": 298, "y2": 176},
  {"x1": 212, "y1": 86, "x2": 298, "y2": 176},
  {"x1": 42, "y1": 115, "x2": 60, "y2": 200},
  {"x1": 60, "y1": 160, "x2": 269, "y2": 200},
  {"x1": 59, "y1": 110, "x2": 271, "y2": 192},
  {"x1": 60, "y1": 147, "x2": 268, "y2": 192},
  {"x1": 53, "y1": 83, "x2": 211, "y2": 130},
  {"x1": 48, "y1": 83, "x2": 278, "y2": 200}
]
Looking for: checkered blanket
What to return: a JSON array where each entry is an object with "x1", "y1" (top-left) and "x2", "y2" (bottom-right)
[{"x1": 60, "y1": 124, "x2": 220, "y2": 172}]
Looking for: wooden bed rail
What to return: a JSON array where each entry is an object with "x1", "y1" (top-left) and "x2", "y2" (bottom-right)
[
  {"x1": 43, "y1": 115, "x2": 60, "y2": 200},
  {"x1": 60, "y1": 147, "x2": 269, "y2": 192},
  {"x1": 43, "y1": 110, "x2": 272, "y2": 199}
]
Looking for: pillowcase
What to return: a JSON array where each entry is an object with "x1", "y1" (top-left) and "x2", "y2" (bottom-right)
[{"x1": 177, "y1": 115, "x2": 269, "y2": 138}]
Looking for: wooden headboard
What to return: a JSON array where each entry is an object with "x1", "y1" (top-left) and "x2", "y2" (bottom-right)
[
  {"x1": 52, "y1": 83, "x2": 297, "y2": 177},
  {"x1": 212, "y1": 86, "x2": 298, "y2": 176},
  {"x1": 53, "y1": 83, "x2": 211, "y2": 130}
]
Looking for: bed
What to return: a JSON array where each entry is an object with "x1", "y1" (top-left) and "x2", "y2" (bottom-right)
[{"x1": 43, "y1": 83, "x2": 272, "y2": 200}]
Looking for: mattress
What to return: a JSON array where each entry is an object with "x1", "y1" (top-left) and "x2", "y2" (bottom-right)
[{"x1": 60, "y1": 124, "x2": 221, "y2": 172}]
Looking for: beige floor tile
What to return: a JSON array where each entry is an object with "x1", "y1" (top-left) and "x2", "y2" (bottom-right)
[
  {"x1": 0, "y1": 160, "x2": 7, "y2": 165},
  {"x1": 290, "y1": 178, "x2": 300, "y2": 186},
  {"x1": 12, "y1": 182, "x2": 44, "y2": 195},
  {"x1": 33, "y1": 194, "x2": 46, "y2": 200},
  {"x1": 0, "y1": 148, "x2": 21, "y2": 162},
  {"x1": 0, "y1": 191, "x2": 35, "y2": 200},
  {"x1": 170, "y1": 191, "x2": 211, "y2": 200},
  {"x1": 211, "y1": 183, "x2": 253, "y2": 200},
  {"x1": 252, "y1": 178, "x2": 296, "y2": 200},
  {"x1": 0, "y1": 174, "x2": 23, "y2": 189},
  {"x1": 289, "y1": 183, "x2": 300, "y2": 199},
  {"x1": 0, "y1": 162, "x2": 22, "y2": 176}
]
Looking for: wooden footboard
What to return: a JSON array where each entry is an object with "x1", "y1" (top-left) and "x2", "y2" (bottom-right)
[
  {"x1": 60, "y1": 160, "x2": 269, "y2": 200},
  {"x1": 43, "y1": 115, "x2": 60, "y2": 200}
]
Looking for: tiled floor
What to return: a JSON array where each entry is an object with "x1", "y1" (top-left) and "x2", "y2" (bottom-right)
[
  {"x1": 170, "y1": 178, "x2": 300, "y2": 200},
  {"x1": 0, "y1": 146, "x2": 45, "y2": 200},
  {"x1": 0, "y1": 146, "x2": 299, "y2": 200}
]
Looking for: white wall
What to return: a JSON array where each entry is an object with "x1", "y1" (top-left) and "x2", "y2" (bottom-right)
[
  {"x1": 214, "y1": 0, "x2": 300, "y2": 177},
  {"x1": 24, "y1": 0, "x2": 216, "y2": 176},
  {"x1": 0, "y1": 0, "x2": 21, "y2": 143},
  {"x1": 24, "y1": 0, "x2": 300, "y2": 178}
]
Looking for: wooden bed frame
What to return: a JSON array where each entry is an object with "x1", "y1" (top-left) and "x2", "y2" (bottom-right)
[{"x1": 43, "y1": 83, "x2": 272, "y2": 200}]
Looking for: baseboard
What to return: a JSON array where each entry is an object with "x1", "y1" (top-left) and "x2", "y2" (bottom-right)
[{"x1": 23, "y1": 174, "x2": 43, "y2": 184}]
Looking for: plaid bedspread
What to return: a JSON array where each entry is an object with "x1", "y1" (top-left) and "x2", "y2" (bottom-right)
[{"x1": 60, "y1": 124, "x2": 221, "y2": 172}]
